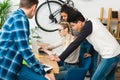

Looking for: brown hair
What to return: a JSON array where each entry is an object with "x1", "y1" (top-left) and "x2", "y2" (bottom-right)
[
  {"x1": 59, "y1": 22, "x2": 72, "y2": 34},
  {"x1": 19, "y1": 0, "x2": 39, "y2": 9},
  {"x1": 60, "y1": 4, "x2": 77, "y2": 21},
  {"x1": 67, "y1": 10, "x2": 85, "y2": 23}
]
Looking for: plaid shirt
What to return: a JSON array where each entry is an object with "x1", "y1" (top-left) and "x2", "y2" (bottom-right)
[{"x1": 0, "y1": 9, "x2": 45, "y2": 80}]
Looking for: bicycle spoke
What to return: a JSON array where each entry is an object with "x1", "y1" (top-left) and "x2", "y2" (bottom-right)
[{"x1": 35, "y1": 1, "x2": 62, "y2": 32}]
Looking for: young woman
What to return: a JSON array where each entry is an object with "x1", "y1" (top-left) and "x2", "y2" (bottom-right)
[
  {"x1": 40, "y1": 21, "x2": 91, "y2": 80},
  {"x1": 41, "y1": 22, "x2": 80, "y2": 66}
]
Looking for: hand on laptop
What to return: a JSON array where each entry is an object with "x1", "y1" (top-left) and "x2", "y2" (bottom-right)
[
  {"x1": 38, "y1": 47, "x2": 60, "y2": 61},
  {"x1": 39, "y1": 48, "x2": 53, "y2": 55},
  {"x1": 38, "y1": 47, "x2": 47, "y2": 54},
  {"x1": 49, "y1": 54, "x2": 60, "y2": 61}
]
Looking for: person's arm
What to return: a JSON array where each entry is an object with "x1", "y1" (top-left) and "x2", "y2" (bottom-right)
[
  {"x1": 59, "y1": 21, "x2": 92, "y2": 61},
  {"x1": 13, "y1": 16, "x2": 45, "y2": 76}
]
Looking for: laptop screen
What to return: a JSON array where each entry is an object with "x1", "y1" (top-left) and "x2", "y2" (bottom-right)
[{"x1": 31, "y1": 38, "x2": 39, "y2": 54}]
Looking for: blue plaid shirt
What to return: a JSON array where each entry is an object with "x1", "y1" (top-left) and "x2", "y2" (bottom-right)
[{"x1": 0, "y1": 9, "x2": 45, "y2": 80}]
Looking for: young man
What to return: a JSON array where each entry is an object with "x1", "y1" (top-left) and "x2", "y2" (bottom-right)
[
  {"x1": 0, "y1": 0, "x2": 52, "y2": 80},
  {"x1": 53, "y1": 10, "x2": 120, "y2": 80},
  {"x1": 60, "y1": 4, "x2": 98, "y2": 79}
]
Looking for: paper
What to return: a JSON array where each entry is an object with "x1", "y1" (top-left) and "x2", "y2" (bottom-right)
[{"x1": 42, "y1": 64, "x2": 53, "y2": 73}]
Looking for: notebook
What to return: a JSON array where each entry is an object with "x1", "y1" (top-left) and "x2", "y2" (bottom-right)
[{"x1": 42, "y1": 64, "x2": 53, "y2": 73}]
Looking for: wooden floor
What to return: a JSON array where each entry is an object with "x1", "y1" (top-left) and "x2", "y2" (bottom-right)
[{"x1": 115, "y1": 67, "x2": 120, "y2": 80}]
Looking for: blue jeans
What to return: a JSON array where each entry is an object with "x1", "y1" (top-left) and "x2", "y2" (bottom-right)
[
  {"x1": 80, "y1": 40, "x2": 98, "y2": 78},
  {"x1": 18, "y1": 65, "x2": 47, "y2": 80},
  {"x1": 55, "y1": 63, "x2": 79, "y2": 80},
  {"x1": 91, "y1": 54, "x2": 120, "y2": 80},
  {"x1": 89, "y1": 51, "x2": 98, "y2": 78}
]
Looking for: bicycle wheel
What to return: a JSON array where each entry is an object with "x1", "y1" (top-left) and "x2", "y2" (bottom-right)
[
  {"x1": 35, "y1": 1, "x2": 62, "y2": 32},
  {"x1": 58, "y1": 0, "x2": 74, "y2": 7},
  {"x1": 66, "y1": 0, "x2": 74, "y2": 7}
]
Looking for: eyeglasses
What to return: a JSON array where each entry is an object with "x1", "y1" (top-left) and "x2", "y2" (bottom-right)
[{"x1": 58, "y1": 29, "x2": 64, "y2": 32}]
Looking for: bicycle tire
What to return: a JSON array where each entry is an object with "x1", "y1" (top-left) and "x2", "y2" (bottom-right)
[
  {"x1": 66, "y1": 0, "x2": 74, "y2": 7},
  {"x1": 58, "y1": 0, "x2": 74, "y2": 7},
  {"x1": 35, "y1": 1, "x2": 62, "y2": 32}
]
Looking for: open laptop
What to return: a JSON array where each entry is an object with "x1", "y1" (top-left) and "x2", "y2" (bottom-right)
[
  {"x1": 31, "y1": 38, "x2": 39, "y2": 54},
  {"x1": 31, "y1": 38, "x2": 53, "y2": 72}
]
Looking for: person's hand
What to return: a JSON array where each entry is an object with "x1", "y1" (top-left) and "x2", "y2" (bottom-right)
[
  {"x1": 38, "y1": 46, "x2": 52, "y2": 52},
  {"x1": 49, "y1": 54, "x2": 60, "y2": 61},
  {"x1": 42, "y1": 49, "x2": 53, "y2": 55},
  {"x1": 38, "y1": 46, "x2": 49, "y2": 52},
  {"x1": 45, "y1": 73, "x2": 55, "y2": 80},
  {"x1": 49, "y1": 54, "x2": 56, "y2": 61},
  {"x1": 38, "y1": 46, "x2": 44, "y2": 51},
  {"x1": 84, "y1": 53, "x2": 91, "y2": 58}
]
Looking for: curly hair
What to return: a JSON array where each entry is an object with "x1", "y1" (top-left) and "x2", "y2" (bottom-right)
[
  {"x1": 60, "y1": 4, "x2": 77, "y2": 21},
  {"x1": 67, "y1": 10, "x2": 85, "y2": 23}
]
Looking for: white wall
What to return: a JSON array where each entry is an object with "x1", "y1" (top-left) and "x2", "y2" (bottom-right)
[
  {"x1": 9, "y1": 0, "x2": 120, "y2": 28},
  {"x1": 9, "y1": 0, "x2": 120, "y2": 54},
  {"x1": 74, "y1": 0, "x2": 120, "y2": 18}
]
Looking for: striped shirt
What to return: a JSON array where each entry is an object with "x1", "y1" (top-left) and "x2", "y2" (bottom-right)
[{"x1": 0, "y1": 9, "x2": 45, "y2": 80}]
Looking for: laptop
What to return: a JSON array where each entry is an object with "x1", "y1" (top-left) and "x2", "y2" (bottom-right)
[
  {"x1": 31, "y1": 38, "x2": 39, "y2": 54},
  {"x1": 31, "y1": 38, "x2": 53, "y2": 72}
]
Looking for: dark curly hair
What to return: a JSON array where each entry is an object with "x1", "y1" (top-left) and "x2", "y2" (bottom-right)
[
  {"x1": 60, "y1": 4, "x2": 77, "y2": 21},
  {"x1": 67, "y1": 10, "x2": 85, "y2": 23}
]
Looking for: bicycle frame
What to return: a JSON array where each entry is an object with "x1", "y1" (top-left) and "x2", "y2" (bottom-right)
[
  {"x1": 58, "y1": 0, "x2": 71, "y2": 4},
  {"x1": 46, "y1": 0, "x2": 70, "y2": 4},
  {"x1": 46, "y1": 0, "x2": 63, "y2": 23},
  {"x1": 46, "y1": 0, "x2": 52, "y2": 14},
  {"x1": 46, "y1": 0, "x2": 68, "y2": 14},
  {"x1": 58, "y1": 0, "x2": 65, "y2": 3}
]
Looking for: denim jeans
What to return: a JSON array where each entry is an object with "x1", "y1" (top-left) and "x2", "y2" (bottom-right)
[
  {"x1": 89, "y1": 51, "x2": 98, "y2": 78},
  {"x1": 91, "y1": 54, "x2": 120, "y2": 80},
  {"x1": 18, "y1": 65, "x2": 47, "y2": 80},
  {"x1": 55, "y1": 63, "x2": 79, "y2": 80},
  {"x1": 80, "y1": 40, "x2": 98, "y2": 79}
]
